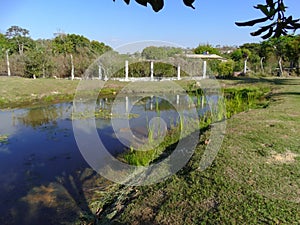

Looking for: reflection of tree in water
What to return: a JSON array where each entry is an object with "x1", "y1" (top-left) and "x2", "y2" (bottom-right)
[
  {"x1": 14, "y1": 105, "x2": 65, "y2": 128},
  {"x1": 6, "y1": 168, "x2": 105, "y2": 225}
]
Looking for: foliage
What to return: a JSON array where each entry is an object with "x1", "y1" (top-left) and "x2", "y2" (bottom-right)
[
  {"x1": 193, "y1": 44, "x2": 220, "y2": 55},
  {"x1": 0, "y1": 34, "x2": 11, "y2": 57},
  {"x1": 216, "y1": 60, "x2": 234, "y2": 77},
  {"x1": 142, "y1": 46, "x2": 183, "y2": 60},
  {"x1": 24, "y1": 42, "x2": 52, "y2": 78},
  {"x1": 116, "y1": 0, "x2": 300, "y2": 39},
  {"x1": 5, "y1": 25, "x2": 32, "y2": 55},
  {"x1": 113, "y1": 0, "x2": 195, "y2": 12},
  {"x1": 235, "y1": 0, "x2": 300, "y2": 39}
]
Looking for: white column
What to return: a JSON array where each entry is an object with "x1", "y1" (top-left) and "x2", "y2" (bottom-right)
[
  {"x1": 244, "y1": 58, "x2": 248, "y2": 75},
  {"x1": 6, "y1": 50, "x2": 11, "y2": 77},
  {"x1": 177, "y1": 64, "x2": 181, "y2": 80},
  {"x1": 70, "y1": 54, "x2": 74, "y2": 80},
  {"x1": 98, "y1": 65, "x2": 102, "y2": 80},
  {"x1": 203, "y1": 61, "x2": 207, "y2": 79},
  {"x1": 176, "y1": 95, "x2": 180, "y2": 105},
  {"x1": 104, "y1": 74, "x2": 108, "y2": 81},
  {"x1": 150, "y1": 61, "x2": 154, "y2": 81},
  {"x1": 125, "y1": 60, "x2": 129, "y2": 81}
]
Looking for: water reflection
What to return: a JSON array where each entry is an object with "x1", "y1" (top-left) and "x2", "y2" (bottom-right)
[{"x1": 0, "y1": 94, "x2": 210, "y2": 225}]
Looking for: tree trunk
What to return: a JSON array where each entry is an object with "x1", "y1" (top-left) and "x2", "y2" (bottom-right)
[
  {"x1": 278, "y1": 57, "x2": 283, "y2": 77},
  {"x1": 260, "y1": 57, "x2": 265, "y2": 73},
  {"x1": 6, "y1": 50, "x2": 11, "y2": 77},
  {"x1": 296, "y1": 57, "x2": 300, "y2": 76},
  {"x1": 70, "y1": 54, "x2": 74, "y2": 80},
  {"x1": 42, "y1": 63, "x2": 45, "y2": 78}
]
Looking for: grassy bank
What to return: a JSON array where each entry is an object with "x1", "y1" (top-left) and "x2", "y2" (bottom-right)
[
  {"x1": 0, "y1": 77, "x2": 127, "y2": 109},
  {"x1": 91, "y1": 77, "x2": 300, "y2": 224}
]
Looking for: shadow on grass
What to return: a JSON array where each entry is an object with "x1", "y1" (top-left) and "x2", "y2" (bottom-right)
[
  {"x1": 218, "y1": 76, "x2": 300, "y2": 86},
  {"x1": 271, "y1": 91, "x2": 300, "y2": 97}
]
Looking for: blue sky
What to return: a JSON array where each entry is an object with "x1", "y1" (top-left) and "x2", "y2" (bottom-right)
[{"x1": 1, "y1": 0, "x2": 300, "y2": 49}]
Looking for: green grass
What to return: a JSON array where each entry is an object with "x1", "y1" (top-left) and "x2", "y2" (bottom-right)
[
  {"x1": 0, "y1": 77, "x2": 126, "y2": 109},
  {"x1": 91, "y1": 77, "x2": 300, "y2": 225}
]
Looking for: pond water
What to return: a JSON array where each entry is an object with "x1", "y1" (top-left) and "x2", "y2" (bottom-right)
[{"x1": 0, "y1": 94, "x2": 208, "y2": 225}]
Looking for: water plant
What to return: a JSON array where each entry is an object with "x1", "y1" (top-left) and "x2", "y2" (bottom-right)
[{"x1": 0, "y1": 134, "x2": 8, "y2": 144}]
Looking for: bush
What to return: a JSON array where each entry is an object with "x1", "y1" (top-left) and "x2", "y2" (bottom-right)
[{"x1": 217, "y1": 60, "x2": 234, "y2": 77}]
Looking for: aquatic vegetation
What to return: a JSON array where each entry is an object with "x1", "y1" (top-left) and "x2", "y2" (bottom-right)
[
  {"x1": 71, "y1": 108, "x2": 140, "y2": 120},
  {"x1": 0, "y1": 134, "x2": 8, "y2": 144},
  {"x1": 120, "y1": 86, "x2": 270, "y2": 166}
]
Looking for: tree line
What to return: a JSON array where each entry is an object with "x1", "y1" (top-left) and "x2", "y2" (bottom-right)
[
  {"x1": 0, "y1": 26, "x2": 112, "y2": 79},
  {"x1": 0, "y1": 26, "x2": 299, "y2": 79},
  {"x1": 199, "y1": 35, "x2": 300, "y2": 77}
]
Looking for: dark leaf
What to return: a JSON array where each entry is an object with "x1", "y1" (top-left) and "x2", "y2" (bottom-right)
[
  {"x1": 149, "y1": 0, "x2": 164, "y2": 12},
  {"x1": 261, "y1": 27, "x2": 274, "y2": 39},
  {"x1": 135, "y1": 0, "x2": 147, "y2": 6},
  {"x1": 266, "y1": 0, "x2": 273, "y2": 6},
  {"x1": 254, "y1": 4, "x2": 270, "y2": 17},
  {"x1": 250, "y1": 24, "x2": 273, "y2": 36},
  {"x1": 183, "y1": 0, "x2": 195, "y2": 9},
  {"x1": 113, "y1": 0, "x2": 130, "y2": 4},
  {"x1": 235, "y1": 17, "x2": 269, "y2": 27},
  {"x1": 135, "y1": 0, "x2": 164, "y2": 12}
]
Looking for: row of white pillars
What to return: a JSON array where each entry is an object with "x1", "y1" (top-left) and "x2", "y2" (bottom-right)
[{"x1": 98, "y1": 60, "x2": 207, "y2": 80}]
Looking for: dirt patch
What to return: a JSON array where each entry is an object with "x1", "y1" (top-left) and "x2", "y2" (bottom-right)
[{"x1": 266, "y1": 150, "x2": 299, "y2": 164}]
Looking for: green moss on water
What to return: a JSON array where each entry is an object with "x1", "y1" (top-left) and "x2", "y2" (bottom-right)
[{"x1": 71, "y1": 108, "x2": 140, "y2": 120}]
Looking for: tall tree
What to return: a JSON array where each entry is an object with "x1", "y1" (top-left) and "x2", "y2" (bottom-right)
[
  {"x1": 0, "y1": 34, "x2": 11, "y2": 76},
  {"x1": 53, "y1": 34, "x2": 77, "y2": 80},
  {"x1": 5, "y1": 25, "x2": 30, "y2": 55}
]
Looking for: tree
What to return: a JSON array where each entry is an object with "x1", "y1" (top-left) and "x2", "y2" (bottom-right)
[
  {"x1": 5, "y1": 25, "x2": 30, "y2": 55},
  {"x1": 281, "y1": 35, "x2": 300, "y2": 74},
  {"x1": 52, "y1": 33, "x2": 112, "y2": 79},
  {"x1": 194, "y1": 44, "x2": 220, "y2": 55},
  {"x1": 216, "y1": 60, "x2": 234, "y2": 77},
  {"x1": 240, "y1": 43, "x2": 262, "y2": 73},
  {"x1": 230, "y1": 48, "x2": 251, "y2": 74},
  {"x1": 52, "y1": 34, "x2": 79, "y2": 80},
  {"x1": 91, "y1": 40, "x2": 112, "y2": 55},
  {"x1": 236, "y1": 0, "x2": 300, "y2": 39},
  {"x1": 116, "y1": 0, "x2": 300, "y2": 39},
  {"x1": 24, "y1": 40, "x2": 53, "y2": 78},
  {"x1": 268, "y1": 36, "x2": 287, "y2": 76},
  {"x1": 142, "y1": 46, "x2": 182, "y2": 60},
  {"x1": 0, "y1": 34, "x2": 11, "y2": 76}
]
